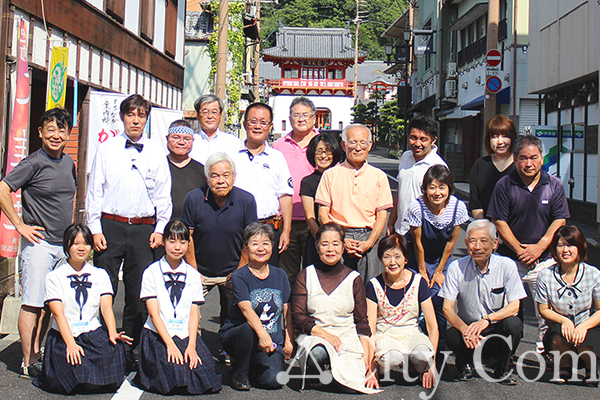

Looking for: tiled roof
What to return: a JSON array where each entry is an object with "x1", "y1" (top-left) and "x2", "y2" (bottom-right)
[
  {"x1": 185, "y1": 11, "x2": 213, "y2": 40},
  {"x1": 262, "y1": 26, "x2": 367, "y2": 60}
]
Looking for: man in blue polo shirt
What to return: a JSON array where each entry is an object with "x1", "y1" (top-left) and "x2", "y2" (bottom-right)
[
  {"x1": 487, "y1": 134, "x2": 569, "y2": 351},
  {"x1": 182, "y1": 152, "x2": 257, "y2": 326}
]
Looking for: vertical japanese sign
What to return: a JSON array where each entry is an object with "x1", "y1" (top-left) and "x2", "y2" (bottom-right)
[
  {"x1": 87, "y1": 91, "x2": 127, "y2": 173},
  {"x1": 0, "y1": 18, "x2": 30, "y2": 257},
  {"x1": 46, "y1": 46, "x2": 68, "y2": 109}
]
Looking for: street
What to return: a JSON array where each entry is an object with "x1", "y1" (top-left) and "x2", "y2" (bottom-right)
[{"x1": 0, "y1": 153, "x2": 599, "y2": 399}]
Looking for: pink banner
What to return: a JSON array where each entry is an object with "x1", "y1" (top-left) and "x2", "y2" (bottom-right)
[{"x1": 0, "y1": 18, "x2": 30, "y2": 257}]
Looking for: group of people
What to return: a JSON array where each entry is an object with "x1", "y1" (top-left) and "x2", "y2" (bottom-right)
[{"x1": 1, "y1": 91, "x2": 599, "y2": 395}]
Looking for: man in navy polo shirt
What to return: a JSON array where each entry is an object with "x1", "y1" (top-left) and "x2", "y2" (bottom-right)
[
  {"x1": 487, "y1": 134, "x2": 569, "y2": 351},
  {"x1": 182, "y1": 152, "x2": 257, "y2": 326}
]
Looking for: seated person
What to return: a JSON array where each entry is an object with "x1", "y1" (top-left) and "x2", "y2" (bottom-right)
[
  {"x1": 291, "y1": 222, "x2": 379, "y2": 393},
  {"x1": 219, "y1": 223, "x2": 294, "y2": 391},
  {"x1": 439, "y1": 219, "x2": 526, "y2": 385},
  {"x1": 535, "y1": 225, "x2": 600, "y2": 385},
  {"x1": 34, "y1": 224, "x2": 131, "y2": 394},
  {"x1": 366, "y1": 233, "x2": 438, "y2": 389}
]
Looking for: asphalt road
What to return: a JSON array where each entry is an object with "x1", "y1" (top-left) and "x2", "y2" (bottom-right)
[{"x1": 1, "y1": 152, "x2": 599, "y2": 399}]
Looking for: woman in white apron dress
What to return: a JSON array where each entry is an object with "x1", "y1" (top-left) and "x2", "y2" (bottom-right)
[{"x1": 291, "y1": 222, "x2": 380, "y2": 393}]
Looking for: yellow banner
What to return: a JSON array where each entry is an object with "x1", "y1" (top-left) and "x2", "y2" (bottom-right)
[{"x1": 47, "y1": 46, "x2": 68, "y2": 109}]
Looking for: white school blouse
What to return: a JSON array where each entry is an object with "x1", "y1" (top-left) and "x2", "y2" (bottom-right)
[
  {"x1": 140, "y1": 258, "x2": 204, "y2": 339},
  {"x1": 45, "y1": 260, "x2": 113, "y2": 337}
]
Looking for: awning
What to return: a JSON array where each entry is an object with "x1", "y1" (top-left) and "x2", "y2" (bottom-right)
[
  {"x1": 461, "y1": 87, "x2": 510, "y2": 110},
  {"x1": 450, "y1": 3, "x2": 488, "y2": 31}
]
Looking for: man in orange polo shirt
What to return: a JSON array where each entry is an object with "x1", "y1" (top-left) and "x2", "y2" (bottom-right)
[{"x1": 315, "y1": 123, "x2": 393, "y2": 281}]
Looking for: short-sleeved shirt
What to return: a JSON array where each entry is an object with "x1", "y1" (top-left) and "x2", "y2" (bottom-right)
[
  {"x1": 189, "y1": 129, "x2": 242, "y2": 165},
  {"x1": 469, "y1": 156, "x2": 515, "y2": 215},
  {"x1": 535, "y1": 262, "x2": 600, "y2": 327},
  {"x1": 300, "y1": 170, "x2": 323, "y2": 219},
  {"x1": 140, "y1": 258, "x2": 204, "y2": 339},
  {"x1": 315, "y1": 161, "x2": 393, "y2": 229},
  {"x1": 439, "y1": 254, "x2": 527, "y2": 324},
  {"x1": 394, "y1": 147, "x2": 447, "y2": 234},
  {"x1": 233, "y1": 143, "x2": 294, "y2": 219},
  {"x1": 487, "y1": 170, "x2": 570, "y2": 259},
  {"x1": 167, "y1": 157, "x2": 207, "y2": 219},
  {"x1": 273, "y1": 132, "x2": 317, "y2": 220},
  {"x1": 3, "y1": 149, "x2": 76, "y2": 244},
  {"x1": 221, "y1": 265, "x2": 291, "y2": 345},
  {"x1": 181, "y1": 186, "x2": 258, "y2": 277},
  {"x1": 366, "y1": 273, "x2": 430, "y2": 307},
  {"x1": 405, "y1": 195, "x2": 469, "y2": 230},
  {"x1": 45, "y1": 261, "x2": 113, "y2": 337}
]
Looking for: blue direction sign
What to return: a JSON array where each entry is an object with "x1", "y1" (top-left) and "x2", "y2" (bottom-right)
[{"x1": 486, "y1": 75, "x2": 502, "y2": 94}]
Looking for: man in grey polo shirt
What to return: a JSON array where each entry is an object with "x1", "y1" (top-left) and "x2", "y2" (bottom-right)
[{"x1": 440, "y1": 219, "x2": 526, "y2": 385}]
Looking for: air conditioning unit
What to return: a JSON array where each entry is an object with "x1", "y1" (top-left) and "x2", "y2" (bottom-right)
[
  {"x1": 445, "y1": 80, "x2": 457, "y2": 98},
  {"x1": 245, "y1": 5, "x2": 257, "y2": 19},
  {"x1": 447, "y1": 62, "x2": 457, "y2": 78}
]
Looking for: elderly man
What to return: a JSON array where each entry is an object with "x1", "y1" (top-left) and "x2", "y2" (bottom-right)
[
  {"x1": 233, "y1": 103, "x2": 293, "y2": 267},
  {"x1": 190, "y1": 94, "x2": 242, "y2": 164},
  {"x1": 487, "y1": 134, "x2": 570, "y2": 351},
  {"x1": 273, "y1": 96, "x2": 318, "y2": 282},
  {"x1": 86, "y1": 94, "x2": 172, "y2": 370},
  {"x1": 440, "y1": 219, "x2": 526, "y2": 385},
  {"x1": 0, "y1": 108, "x2": 76, "y2": 378},
  {"x1": 315, "y1": 123, "x2": 393, "y2": 281},
  {"x1": 182, "y1": 152, "x2": 257, "y2": 326},
  {"x1": 387, "y1": 116, "x2": 447, "y2": 235},
  {"x1": 166, "y1": 119, "x2": 206, "y2": 219}
]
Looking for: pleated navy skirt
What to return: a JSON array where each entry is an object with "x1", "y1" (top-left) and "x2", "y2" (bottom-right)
[
  {"x1": 33, "y1": 327, "x2": 126, "y2": 394},
  {"x1": 134, "y1": 328, "x2": 222, "y2": 394}
]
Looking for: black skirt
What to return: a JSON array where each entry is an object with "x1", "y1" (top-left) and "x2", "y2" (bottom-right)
[
  {"x1": 134, "y1": 328, "x2": 222, "y2": 394},
  {"x1": 544, "y1": 322, "x2": 600, "y2": 358},
  {"x1": 33, "y1": 327, "x2": 126, "y2": 394}
]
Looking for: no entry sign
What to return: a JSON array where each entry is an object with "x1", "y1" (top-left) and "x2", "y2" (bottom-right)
[
  {"x1": 486, "y1": 75, "x2": 502, "y2": 94},
  {"x1": 486, "y1": 49, "x2": 502, "y2": 67}
]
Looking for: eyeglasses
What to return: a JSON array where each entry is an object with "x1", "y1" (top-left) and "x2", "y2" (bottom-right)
[
  {"x1": 246, "y1": 119, "x2": 272, "y2": 127},
  {"x1": 315, "y1": 149, "x2": 333, "y2": 156},
  {"x1": 291, "y1": 113, "x2": 315, "y2": 120},
  {"x1": 199, "y1": 109, "x2": 221, "y2": 117},
  {"x1": 168, "y1": 135, "x2": 193, "y2": 143},
  {"x1": 346, "y1": 140, "x2": 371, "y2": 149}
]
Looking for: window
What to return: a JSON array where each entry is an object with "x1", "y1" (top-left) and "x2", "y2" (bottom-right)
[
  {"x1": 140, "y1": 0, "x2": 155, "y2": 42},
  {"x1": 476, "y1": 16, "x2": 486, "y2": 39},
  {"x1": 164, "y1": 0, "x2": 178, "y2": 57},
  {"x1": 328, "y1": 69, "x2": 343, "y2": 79},
  {"x1": 283, "y1": 68, "x2": 299, "y2": 78},
  {"x1": 106, "y1": 0, "x2": 125, "y2": 23}
]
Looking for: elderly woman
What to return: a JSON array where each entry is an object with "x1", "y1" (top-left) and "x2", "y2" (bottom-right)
[
  {"x1": 406, "y1": 165, "x2": 469, "y2": 343},
  {"x1": 291, "y1": 222, "x2": 379, "y2": 393},
  {"x1": 469, "y1": 115, "x2": 517, "y2": 220},
  {"x1": 219, "y1": 223, "x2": 294, "y2": 391},
  {"x1": 535, "y1": 226, "x2": 600, "y2": 385},
  {"x1": 366, "y1": 234, "x2": 437, "y2": 389},
  {"x1": 300, "y1": 134, "x2": 343, "y2": 267}
]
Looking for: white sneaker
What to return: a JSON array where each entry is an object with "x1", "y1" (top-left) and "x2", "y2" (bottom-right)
[{"x1": 536, "y1": 341, "x2": 545, "y2": 353}]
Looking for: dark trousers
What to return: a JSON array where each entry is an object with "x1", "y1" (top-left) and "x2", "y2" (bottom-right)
[
  {"x1": 263, "y1": 221, "x2": 282, "y2": 268},
  {"x1": 220, "y1": 323, "x2": 284, "y2": 389},
  {"x1": 94, "y1": 218, "x2": 155, "y2": 350},
  {"x1": 279, "y1": 220, "x2": 308, "y2": 284},
  {"x1": 446, "y1": 316, "x2": 523, "y2": 372}
]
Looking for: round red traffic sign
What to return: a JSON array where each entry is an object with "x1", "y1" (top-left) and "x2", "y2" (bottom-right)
[
  {"x1": 486, "y1": 49, "x2": 502, "y2": 67},
  {"x1": 486, "y1": 76, "x2": 502, "y2": 94}
]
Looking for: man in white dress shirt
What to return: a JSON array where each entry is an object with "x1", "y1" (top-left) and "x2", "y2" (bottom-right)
[
  {"x1": 233, "y1": 103, "x2": 293, "y2": 267},
  {"x1": 86, "y1": 94, "x2": 172, "y2": 370},
  {"x1": 189, "y1": 94, "x2": 242, "y2": 164}
]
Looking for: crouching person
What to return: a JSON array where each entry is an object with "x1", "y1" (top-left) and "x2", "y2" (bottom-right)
[{"x1": 439, "y1": 219, "x2": 526, "y2": 385}]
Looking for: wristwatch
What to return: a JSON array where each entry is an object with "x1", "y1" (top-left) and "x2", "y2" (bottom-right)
[{"x1": 483, "y1": 315, "x2": 492, "y2": 324}]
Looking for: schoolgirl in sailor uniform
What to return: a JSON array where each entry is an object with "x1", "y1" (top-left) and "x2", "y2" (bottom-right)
[
  {"x1": 34, "y1": 223, "x2": 131, "y2": 394},
  {"x1": 135, "y1": 219, "x2": 222, "y2": 394}
]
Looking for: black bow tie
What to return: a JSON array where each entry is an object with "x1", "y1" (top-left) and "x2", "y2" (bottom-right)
[
  {"x1": 68, "y1": 273, "x2": 92, "y2": 320},
  {"x1": 164, "y1": 272, "x2": 186, "y2": 314},
  {"x1": 126, "y1": 139, "x2": 144, "y2": 152}
]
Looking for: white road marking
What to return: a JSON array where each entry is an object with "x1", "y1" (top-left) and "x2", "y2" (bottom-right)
[{"x1": 111, "y1": 372, "x2": 144, "y2": 400}]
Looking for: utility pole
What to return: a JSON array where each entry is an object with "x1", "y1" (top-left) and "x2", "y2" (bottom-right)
[
  {"x1": 253, "y1": 0, "x2": 260, "y2": 101},
  {"x1": 483, "y1": 0, "x2": 500, "y2": 124},
  {"x1": 216, "y1": 0, "x2": 229, "y2": 130},
  {"x1": 353, "y1": 0, "x2": 360, "y2": 104}
]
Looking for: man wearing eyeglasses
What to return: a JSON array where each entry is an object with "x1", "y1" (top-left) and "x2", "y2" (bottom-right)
[
  {"x1": 315, "y1": 124, "x2": 393, "y2": 281},
  {"x1": 233, "y1": 103, "x2": 293, "y2": 267},
  {"x1": 272, "y1": 97, "x2": 318, "y2": 283},
  {"x1": 190, "y1": 94, "x2": 242, "y2": 164}
]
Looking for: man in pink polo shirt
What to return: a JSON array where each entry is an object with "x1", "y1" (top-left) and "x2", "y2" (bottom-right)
[
  {"x1": 273, "y1": 97, "x2": 318, "y2": 283},
  {"x1": 315, "y1": 123, "x2": 393, "y2": 281}
]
